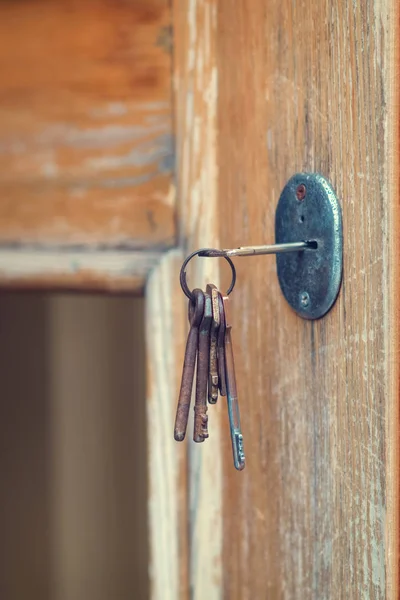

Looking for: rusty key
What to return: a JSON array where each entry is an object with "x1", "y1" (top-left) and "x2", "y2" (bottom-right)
[
  {"x1": 174, "y1": 289, "x2": 204, "y2": 441},
  {"x1": 206, "y1": 283, "x2": 220, "y2": 403},
  {"x1": 193, "y1": 291, "x2": 212, "y2": 442},
  {"x1": 217, "y1": 292, "x2": 227, "y2": 396},
  {"x1": 222, "y1": 295, "x2": 245, "y2": 470}
]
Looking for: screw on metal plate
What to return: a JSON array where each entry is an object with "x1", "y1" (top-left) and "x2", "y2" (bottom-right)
[
  {"x1": 300, "y1": 291, "x2": 310, "y2": 308},
  {"x1": 275, "y1": 173, "x2": 343, "y2": 319}
]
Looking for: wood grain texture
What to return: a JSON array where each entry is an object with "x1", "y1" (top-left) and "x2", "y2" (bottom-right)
[
  {"x1": 174, "y1": 1, "x2": 223, "y2": 598},
  {"x1": 0, "y1": 0, "x2": 175, "y2": 249},
  {"x1": 0, "y1": 248, "x2": 161, "y2": 292},
  {"x1": 145, "y1": 249, "x2": 189, "y2": 600},
  {"x1": 217, "y1": 1, "x2": 399, "y2": 599}
]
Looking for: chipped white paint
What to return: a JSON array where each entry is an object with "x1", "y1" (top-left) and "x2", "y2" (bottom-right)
[
  {"x1": 145, "y1": 249, "x2": 186, "y2": 600},
  {"x1": 89, "y1": 102, "x2": 129, "y2": 118},
  {"x1": 0, "y1": 120, "x2": 171, "y2": 156},
  {"x1": 85, "y1": 134, "x2": 173, "y2": 172},
  {"x1": 0, "y1": 248, "x2": 161, "y2": 289},
  {"x1": 175, "y1": 1, "x2": 222, "y2": 598}
]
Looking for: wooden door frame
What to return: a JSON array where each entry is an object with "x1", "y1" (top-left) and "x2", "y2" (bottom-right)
[
  {"x1": 147, "y1": 1, "x2": 400, "y2": 598},
  {"x1": 146, "y1": 3, "x2": 222, "y2": 599}
]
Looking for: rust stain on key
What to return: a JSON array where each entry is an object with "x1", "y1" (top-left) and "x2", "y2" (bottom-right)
[
  {"x1": 206, "y1": 283, "x2": 220, "y2": 403},
  {"x1": 174, "y1": 289, "x2": 204, "y2": 441},
  {"x1": 193, "y1": 291, "x2": 212, "y2": 442}
]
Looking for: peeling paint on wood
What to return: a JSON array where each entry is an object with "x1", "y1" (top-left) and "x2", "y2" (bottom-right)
[
  {"x1": 174, "y1": 1, "x2": 222, "y2": 599},
  {"x1": 0, "y1": 247, "x2": 161, "y2": 292},
  {"x1": 0, "y1": 0, "x2": 175, "y2": 248},
  {"x1": 145, "y1": 249, "x2": 188, "y2": 600}
]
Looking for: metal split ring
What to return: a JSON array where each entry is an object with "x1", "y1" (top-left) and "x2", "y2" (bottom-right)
[{"x1": 179, "y1": 248, "x2": 237, "y2": 301}]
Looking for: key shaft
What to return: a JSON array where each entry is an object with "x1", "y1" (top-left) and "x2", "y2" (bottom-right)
[
  {"x1": 217, "y1": 292, "x2": 227, "y2": 397},
  {"x1": 206, "y1": 283, "x2": 220, "y2": 403},
  {"x1": 174, "y1": 289, "x2": 204, "y2": 441},
  {"x1": 223, "y1": 295, "x2": 245, "y2": 470},
  {"x1": 193, "y1": 291, "x2": 212, "y2": 442}
]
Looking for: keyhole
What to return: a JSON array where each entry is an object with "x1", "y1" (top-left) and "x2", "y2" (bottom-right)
[{"x1": 299, "y1": 215, "x2": 305, "y2": 223}]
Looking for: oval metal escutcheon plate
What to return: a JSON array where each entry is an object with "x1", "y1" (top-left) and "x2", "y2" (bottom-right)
[{"x1": 275, "y1": 173, "x2": 343, "y2": 320}]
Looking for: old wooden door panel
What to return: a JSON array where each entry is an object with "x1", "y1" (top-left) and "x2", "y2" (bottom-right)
[
  {"x1": 0, "y1": 0, "x2": 174, "y2": 253},
  {"x1": 215, "y1": 1, "x2": 399, "y2": 599}
]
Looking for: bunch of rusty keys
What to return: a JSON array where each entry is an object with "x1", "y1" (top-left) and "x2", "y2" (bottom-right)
[
  {"x1": 174, "y1": 241, "x2": 316, "y2": 470},
  {"x1": 174, "y1": 286, "x2": 245, "y2": 471}
]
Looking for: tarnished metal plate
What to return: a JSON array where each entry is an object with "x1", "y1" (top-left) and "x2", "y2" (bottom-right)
[{"x1": 275, "y1": 173, "x2": 343, "y2": 320}]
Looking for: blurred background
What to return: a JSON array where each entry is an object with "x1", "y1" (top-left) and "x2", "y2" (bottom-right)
[{"x1": 0, "y1": 294, "x2": 148, "y2": 599}]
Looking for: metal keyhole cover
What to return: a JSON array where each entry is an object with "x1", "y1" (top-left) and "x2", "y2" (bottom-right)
[{"x1": 275, "y1": 173, "x2": 343, "y2": 320}]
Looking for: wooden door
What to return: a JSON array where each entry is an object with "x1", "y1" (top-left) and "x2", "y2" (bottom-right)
[
  {"x1": 0, "y1": 1, "x2": 398, "y2": 599},
  {"x1": 159, "y1": 1, "x2": 400, "y2": 599},
  {"x1": 216, "y1": 2, "x2": 398, "y2": 598}
]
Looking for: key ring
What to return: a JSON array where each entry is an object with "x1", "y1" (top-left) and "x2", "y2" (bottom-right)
[{"x1": 180, "y1": 248, "x2": 237, "y2": 301}]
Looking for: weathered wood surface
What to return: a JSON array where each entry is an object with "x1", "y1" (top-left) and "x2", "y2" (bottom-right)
[
  {"x1": 145, "y1": 250, "x2": 189, "y2": 600},
  {"x1": 217, "y1": 1, "x2": 399, "y2": 599},
  {"x1": 0, "y1": 248, "x2": 161, "y2": 293},
  {"x1": 174, "y1": 1, "x2": 223, "y2": 599},
  {"x1": 0, "y1": 0, "x2": 175, "y2": 249}
]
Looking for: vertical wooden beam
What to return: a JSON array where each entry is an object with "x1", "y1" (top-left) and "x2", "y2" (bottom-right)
[
  {"x1": 173, "y1": 1, "x2": 223, "y2": 598},
  {"x1": 386, "y1": 3, "x2": 400, "y2": 596},
  {"x1": 146, "y1": 249, "x2": 189, "y2": 600}
]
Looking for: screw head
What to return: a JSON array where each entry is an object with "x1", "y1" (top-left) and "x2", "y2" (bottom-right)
[
  {"x1": 300, "y1": 291, "x2": 310, "y2": 307},
  {"x1": 296, "y1": 184, "x2": 306, "y2": 201}
]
